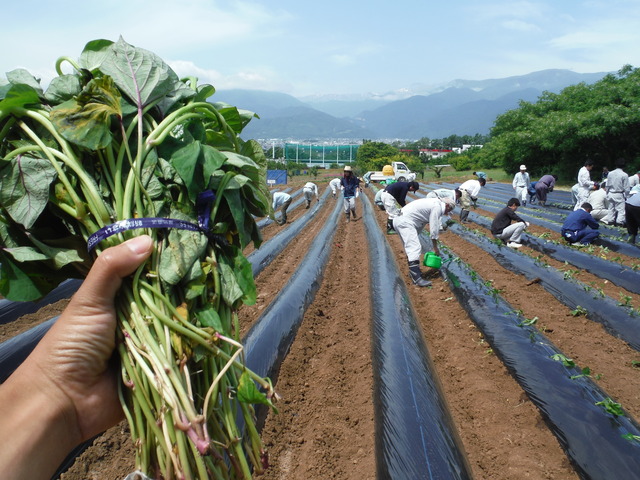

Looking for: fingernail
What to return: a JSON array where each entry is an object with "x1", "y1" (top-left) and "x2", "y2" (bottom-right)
[{"x1": 125, "y1": 235, "x2": 153, "y2": 254}]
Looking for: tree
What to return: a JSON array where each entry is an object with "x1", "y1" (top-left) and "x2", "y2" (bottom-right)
[
  {"x1": 355, "y1": 141, "x2": 400, "y2": 171},
  {"x1": 483, "y1": 65, "x2": 640, "y2": 180}
]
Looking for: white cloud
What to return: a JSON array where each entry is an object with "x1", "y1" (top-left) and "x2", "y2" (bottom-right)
[{"x1": 502, "y1": 20, "x2": 541, "y2": 32}]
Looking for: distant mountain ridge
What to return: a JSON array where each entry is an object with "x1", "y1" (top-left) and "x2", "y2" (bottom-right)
[{"x1": 214, "y1": 69, "x2": 609, "y2": 141}]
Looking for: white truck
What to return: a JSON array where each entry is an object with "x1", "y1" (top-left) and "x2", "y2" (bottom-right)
[{"x1": 365, "y1": 161, "x2": 417, "y2": 184}]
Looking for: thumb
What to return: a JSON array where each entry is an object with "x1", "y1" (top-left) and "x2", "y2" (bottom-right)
[{"x1": 80, "y1": 235, "x2": 154, "y2": 308}]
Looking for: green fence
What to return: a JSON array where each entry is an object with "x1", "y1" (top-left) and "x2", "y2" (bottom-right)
[{"x1": 284, "y1": 143, "x2": 359, "y2": 166}]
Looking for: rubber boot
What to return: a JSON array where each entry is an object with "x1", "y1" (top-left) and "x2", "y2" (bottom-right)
[
  {"x1": 460, "y1": 209, "x2": 470, "y2": 223},
  {"x1": 305, "y1": 200, "x2": 310, "y2": 209},
  {"x1": 386, "y1": 219, "x2": 396, "y2": 235},
  {"x1": 628, "y1": 234, "x2": 636, "y2": 244},
  {"x1": 345, "y1": 212, "x2": 350, "y2": 223},
  {"x1": 408, "y1": 260, "x2": 431, "y2": 287},
  {"x1": 351, "y1": 208, "x2": 357, "y2": 220}
]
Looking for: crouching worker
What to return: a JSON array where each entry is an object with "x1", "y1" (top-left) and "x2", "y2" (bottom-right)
[
  {"x1": 561, "y1": 202, "x2": 600, "y2": 246},
  {"x1": 393, "y1": 197, "x2": 455, "y2": 287},
  {"x1": 490, "y1": 198, "x2": 530, "y2": 248}
]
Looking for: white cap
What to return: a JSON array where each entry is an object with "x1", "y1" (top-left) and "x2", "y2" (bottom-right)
[
  {"x1": 519, "y1": 164, "x2": 527, "y2": 170},
  {"x1": 344, "y1": 165, "x2": 352, "y2": 172}
]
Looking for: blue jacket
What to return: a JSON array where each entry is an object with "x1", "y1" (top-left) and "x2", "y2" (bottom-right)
[
  {"x1": 562, "y1": 208, "x2": 599, "y2": 232},
  {"x1": 384, "y1": 182, "x2": 411, "y2": 206},
  {"x1": 340, "y1": 175, "x2": 360, "y2": 197}
]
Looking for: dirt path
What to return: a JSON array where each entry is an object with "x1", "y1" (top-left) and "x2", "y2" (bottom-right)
[{"x1": 2, "y1": 177, "x2": 639, "y2": 480}]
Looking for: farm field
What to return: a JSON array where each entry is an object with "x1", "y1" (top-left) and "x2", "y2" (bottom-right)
[{"x1": 2, "y1": 175, "x2": 640, "y2": 480}]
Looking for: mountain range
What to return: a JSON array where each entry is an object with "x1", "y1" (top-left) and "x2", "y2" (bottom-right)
[{"x1": 214, "y1": 69, "x2": 608, "y2": 142}]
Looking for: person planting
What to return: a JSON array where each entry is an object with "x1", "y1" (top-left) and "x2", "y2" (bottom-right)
[
  {"x1": 302, "y1": 181, "x2": 319, "y2": 208},
  {"x1": 380, "y1": 180, "x2": 420, "y2": 234},
  {"x1": 456, "y1": 177, "x2": 485, "y2": 223},
  {"x1": 272, "y1": 190, "x2": 293, "y2": 225},
  {"x1": 490, "y1": 198, "x2": 530, "y2": 248},
  {"x1": 393, "y1": 197, "x2": 455, "y2": 287},
  {"x1": 561, "y1": 203, "x2": 600, "y2": 246},
  {"x1": 535, "y1": 174, "x2": 558, "y2": 207},
  {"x1": 0, "y1": 38, "x2": 275, "y2": 479}
]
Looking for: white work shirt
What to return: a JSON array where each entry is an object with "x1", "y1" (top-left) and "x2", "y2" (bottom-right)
[
  {"x1": 577, "y1": 166, "x2": 594, "y2": 190},
  {"x1": 605, "y1": 168, "x2": 630, "y2": 195},
  {"x1": 426, "y1": 188, "x2": 455, "y2": 200},
  {"x1": 303, "y1": 182, "x2": 318, "y2": 195},
  {"x1": 512, "y1": 171, "x2": 530, "y2": 188},
  {"x1": 272, "y1": 191, "x2": 291, "y2": 209},
  {"x1": 588, "y1": 189, "x2": 607, "y2": 211},
  {"x1": 459, "y1": 179, "x2": 482, "y2": 198},
  {"x1": 329, "y1": 178, "x2": 342, "y2": 191},
  {"x1": 398, "y1": 197, "x2": 446, "y2": 240},
  {"x1": 629, "y1": 173, "x2": 639, "y2": 188}
]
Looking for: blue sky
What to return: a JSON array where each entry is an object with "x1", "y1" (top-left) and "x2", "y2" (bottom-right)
[{"x1": 2, "y1": 0, "x2": 639, "y2": 98}]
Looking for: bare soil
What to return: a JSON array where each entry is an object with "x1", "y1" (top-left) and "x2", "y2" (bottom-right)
[{"x1": 2, "y1": 175, "x2": 640, "y2": 480}]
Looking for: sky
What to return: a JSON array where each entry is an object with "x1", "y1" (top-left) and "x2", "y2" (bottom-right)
[{"x1": 2, "y1": 0, "x2": 640, "y2": 99}]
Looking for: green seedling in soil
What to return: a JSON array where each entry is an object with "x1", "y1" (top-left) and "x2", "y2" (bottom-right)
[
  {"x1": 611, "y1": 255, "x2": 623, "y2": 263},
  {"x1": 529, "y1": 330, "x2": 538, "y2": 342},
  {"x1": 571, "y1": 305, "x2": 588, "y2": 317},
  {"x1": 631, "y1": 263, "x2": 640, "y2": 271},
  {"x1": 570, "y1": 366, "x2": 601, "y2": 380},
  {"x1": 632, "y1": 360, "x2": 640, "y2": 368},
  {"x1": 618, "y1": 294, "x2": 633, "y2": 308},
  {"x1": 622, "y1": 433, "x2": 640, "y2": 443},
  {"x1": 517, "y1": 316, "x2": 538, "y2": 327},
  {"x1": 486, "y1": 348, "x2": 494, "y2": 355},
  {"x1": 563, "y1": 269, "x2": 579, "y2": 280},
  {"x1": 551, "y1": 353, "x2": 576, "y2": 368},
  {"x1": 595, "y1": 397, "x2": 624, "y2": 417},
  {"x1": 537, "y1": 232, "x2": 551, "y2": 239}
]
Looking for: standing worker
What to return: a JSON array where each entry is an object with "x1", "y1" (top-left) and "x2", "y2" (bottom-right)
[
  {"x1": 380, "y1": 181, "x2": 420, "y2": 234},
  {"x1": 272, "y1": 191, "x2": 292, "y2": 226},
  {"x1": 393, "y1": 197, "x2": 456, "y2": 287},
  {"x1": 456, "y1": 177, "x2": 485, "y2": 223},
  {"x1": 575, "y1": 160, "x2": 596, "y2": 210},
  {"x1": 601, "y1": 157, "x2": 630, "y2": 227},
  {"x1": 534, "y1": 174, "x2": 558, "y2": 207},
  {"x1": 561, "y1": 203, "x2": 600, "y2": 246},
  {"x1": 340, "y1": 165, "x2": 361, "y2": 222},
  {"x1": 490, "y1": 198, "x2": 530, "y2": 248},
  {"x1": 329, "y1": 177, "x2": 342, "y2": 198},
  {"x1": 302, "y1": 181, "x2": 319, "y2": 209},
  {"x1": 512, "y1": 165, "x2": 531, "y2": 206}
]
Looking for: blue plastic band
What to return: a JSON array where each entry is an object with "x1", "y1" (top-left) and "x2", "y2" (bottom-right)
[
  {"x1": 87, "y1": 217, "x2": 202, "y2": 251},
  {"x1": 87, "y1": 190, "x2": 217, "y2": 251}
]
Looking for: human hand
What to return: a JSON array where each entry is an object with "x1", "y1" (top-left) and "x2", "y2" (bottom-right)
[{"x1": 0, "y1": 236, "x2": 153, "y2": 479}]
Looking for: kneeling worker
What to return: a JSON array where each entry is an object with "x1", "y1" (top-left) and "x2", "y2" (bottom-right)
[
  {"x1": 491, "y1": 198, "x2": 530, "y2": 248},
  {"x1": 393, "y1": 196, "x2": 455, "y2": 287},
  {"x1": 561, "y1": 202, "x2": 600, "y2": 246}
]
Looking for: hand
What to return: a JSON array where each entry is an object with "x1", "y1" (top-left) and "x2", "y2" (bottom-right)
[
  {"x1": 0, "y1": 235, "x2": 153, "y2": 479},
  {"x1": 525, "y1": 222, "x2": 530, "y2": 227}
]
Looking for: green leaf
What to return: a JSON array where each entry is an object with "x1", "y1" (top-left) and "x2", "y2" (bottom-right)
[
  {"x1": 78, "y1": 39, "x2": 114, "y2": 72},
  {"x1": 550, "y1": 353, "x2": 575, "y2": 368},
  {"x1": 0, "y1": 253, "x2": 49, "y2": 301},
  {"x1": 28, "y1": 236, "x2": 84, "y2": 268},
  {"x1": 50, "y1": 76, "x2": 121, "y2": 150},
  {"x1": 219, "y1": 261, "x2": 244, "y2": 306},
  {"x1": 100, "y1": 36, "x2": 178, "y2": 109},
  {"x1": 0, "y1": 155, "x2": 57, "y2": 229},
  {"x1": 196, "y1": 305, "x2": 224, "y2": 332},
  {"x1": 44, "y1": 75, "x2": 82, "y2": 105},
  {"x1": 0, "y1": 83, "x2": 41, "y2": 113},
  {"x1": 237, "y1": 371, "x2": 276, "y2": 411},
  {"x1": 158, "y1": 211, "x2": 207, "y2": 286},
  {"x1": 6, "y1": 69, "x2": 43, "y2": 96}
]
